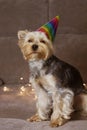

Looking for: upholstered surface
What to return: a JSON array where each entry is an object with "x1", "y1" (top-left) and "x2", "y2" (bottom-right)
[
  {"x1": 0, "y1": 84, "x2": 86, "y2": 130},
  {"x1": 0, "y1": 37, "x2": 29, "y2": 84},
  {"x1": 0, "y1": 118, "x2": 87, "y2": 130},
  {"x1": 54, "y1": 34, "x2": 87, "y2": 83},
  {"x1": 49, "y1": 0, "x2": 87, "y2": 34},
  {"x1": 0, "y1": 0, "x2": 48, "y2": 36}
]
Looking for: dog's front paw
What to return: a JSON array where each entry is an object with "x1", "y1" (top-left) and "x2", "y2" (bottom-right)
[
  {"x1": 50, "y1": 117, "x2": 68, "y2": 127},
  {"x1": 27, "y1": 114, "x2": 42, "y2": 122}
]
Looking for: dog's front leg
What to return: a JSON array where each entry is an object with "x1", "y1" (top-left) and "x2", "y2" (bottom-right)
[
  {"x1": 28, "y1": 89, "x2": 52, "y2": 122},
  {"x1": 50, "y1": 89, "x2": 74, "y2": 127},
  {"x1": 36, "y1": 89, "x2": 52, "y2": 121},
  {"x1": 28, "y1": 78, "x2": 52, "y2": 122}
]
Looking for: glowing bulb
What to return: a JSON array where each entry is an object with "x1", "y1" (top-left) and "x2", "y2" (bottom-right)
[
  {"x1": 83, "y1": 83, "x2": 87, "y2": 88},
  {"x1": 28, "y1": 83, "x2": 31, "y2": 87},
  {"x1": 18, "y1": 91, "x2": 24, "y2": 96},
  {"x1": 34, "y1": 95, "x2": 37, "y2": 100},
  {"x1": 3, "y1": 86, "x2": 10, "y2": 92},
  {"x1": 20, "y1": 86, "x2": 26, "y2": 92},
  {"x1": 20, "y1": 77, "x2": 24, "y2": 80},
  {"x1": 31, "y1": 88, "x2": 34, "y2": 92},
  {"x1": 83, "y1": 83, "x2": 86, "y2": 86}
]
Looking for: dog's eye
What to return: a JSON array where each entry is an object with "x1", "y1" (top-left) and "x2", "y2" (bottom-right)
[
  {"x1": 28, "y1": 39, "x2": 33, "y2": 43},
  {"x1": 40, "y1": 40, "x2": 46, "y2": 44}
]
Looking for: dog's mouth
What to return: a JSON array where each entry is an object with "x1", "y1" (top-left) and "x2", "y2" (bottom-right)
[
  {"x1": 25, "y1": 51, "x2": 46, "y2": 60},
  {"x1": 27, "y1": 52, "x2": 39, "y2": 56}
]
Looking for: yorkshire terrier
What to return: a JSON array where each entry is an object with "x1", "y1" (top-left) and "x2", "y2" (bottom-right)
[{"x1": 17, "y1": 17, "x2": 87, "y2": 127}]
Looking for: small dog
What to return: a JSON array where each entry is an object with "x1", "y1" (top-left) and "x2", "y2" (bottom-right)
[{"x1": 17, "y1": 30, "x2": 87, "y2": 127}]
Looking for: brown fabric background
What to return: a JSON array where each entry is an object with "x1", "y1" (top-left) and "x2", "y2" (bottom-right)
[{"x1": 0, "y1": 0, "x2": 87, "y2": 84}]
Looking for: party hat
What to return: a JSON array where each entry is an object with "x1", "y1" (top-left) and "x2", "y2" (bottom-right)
[{"x1": 37, "y1": 16, "x2": 60, "y2": 42}]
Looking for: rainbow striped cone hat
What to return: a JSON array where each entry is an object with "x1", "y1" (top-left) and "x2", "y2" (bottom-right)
[{"x1": 37, "y1": 16, "x2": 60, "y2": 42}]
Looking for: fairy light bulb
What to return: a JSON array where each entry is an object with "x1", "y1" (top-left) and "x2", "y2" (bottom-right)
[
  {"x1": 20, "y1": 86, "x2": 26, "y2": 92},
  {"x1": 20, "y1": 77, "x2": 24, "y2": 80},
  {"x1": 3, "y1": 86, "x2": 10, "y2": 92},
  {"x1": 34, "y1": 95, "x2": 37, "y2": 100}
]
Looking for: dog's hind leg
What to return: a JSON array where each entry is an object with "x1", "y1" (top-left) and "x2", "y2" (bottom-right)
[{"x1": 50, "y1": 89, "x2": 74, "y2": 127}]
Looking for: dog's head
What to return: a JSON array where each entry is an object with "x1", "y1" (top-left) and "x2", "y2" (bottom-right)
[{"x1": 17, "y1": 30, "x2": 54, "y2": 61}]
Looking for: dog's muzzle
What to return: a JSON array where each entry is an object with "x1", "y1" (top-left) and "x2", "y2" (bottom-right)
[{"x1": 32, "y1": 44, "x2": 38, "y2": 51}]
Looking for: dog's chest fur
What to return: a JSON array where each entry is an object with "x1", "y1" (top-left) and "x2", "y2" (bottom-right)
[{"x1": 29, "y1": 60, "x2": 57, "y2": 92}]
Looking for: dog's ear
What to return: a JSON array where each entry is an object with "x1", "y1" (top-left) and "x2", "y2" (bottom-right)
[{"x1": 17, "y1": 30, "x2": 28, "y2": 40}]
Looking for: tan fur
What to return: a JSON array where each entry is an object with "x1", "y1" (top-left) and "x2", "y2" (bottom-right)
[
  {"x1": 18, "y1": 30, "x2": 53, "y2": 61},
  {"x1": 27, "y1": 114, "x2": 42, "y2": 122},
  {"x1": 17, "y1": 30, "x2": 87, "y2": 127},
  {"x1": 50, "y1": 117, "x2": 68, "y2": 127}
]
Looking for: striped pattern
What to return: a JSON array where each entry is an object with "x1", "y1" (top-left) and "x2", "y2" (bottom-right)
[{"x1": 37, "y1": 16, "x2": 60, "y2": 42}]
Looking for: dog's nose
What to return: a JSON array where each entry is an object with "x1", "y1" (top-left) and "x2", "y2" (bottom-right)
[{"x1": 32, "y1": 44, "x2": 38, "y2": 51}]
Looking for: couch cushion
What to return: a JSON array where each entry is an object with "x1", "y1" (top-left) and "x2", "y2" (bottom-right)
[
  {"x1": 0, "y1": 84, "x2": 87, "y2": 130},
  {"x1": 49, "y1": 0, "x2": 87, "y2": 34},
  {"x1": 0, "y1": 37, "x2": 29, "y2": 84},
  {"x1": 54, "y1": 34, "x2": 87, "y2": 83},
  {"x1": 0, "y1": 118, "x2": 87, "y2": 130},
  {"x1": 0, "y1": 0, "x2": 48, "y2": 36},
  {"x1": 0, "y1": 84, "x2": 36, "y2": 119}
]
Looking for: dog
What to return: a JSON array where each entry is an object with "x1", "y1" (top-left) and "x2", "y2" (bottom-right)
[{"x1": 17, "y1": 29, "x2": 87, "y2": 127}]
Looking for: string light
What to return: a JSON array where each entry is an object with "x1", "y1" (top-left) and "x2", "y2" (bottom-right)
[
  {"x1": 20, "y1": 86, "x2": 26, "y2": 92},
  {"x1": 20, "y1": 77, "x2": 24, "y2": 80},
  {"x1": 34, "y1": 95, "x2": 37, "y2": 100},
  {"x1": 83, "y1": 83, "x2": 87, "y2": 89},
  {"x1": 31, "y1": 88, "x2": 35, "y2": 92},
  {"x1": 19, "y1": 91, "x2": 23, "y2": 96},
  {"x1": 3, "y1": 86, "x2": 10, "y2": 92},
  {"x1": 28, "y1": 83, "x2": 31, "y2": 87},
  {"x1": 2, "y1": 84, "x2": 37, "y2": 100}
]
